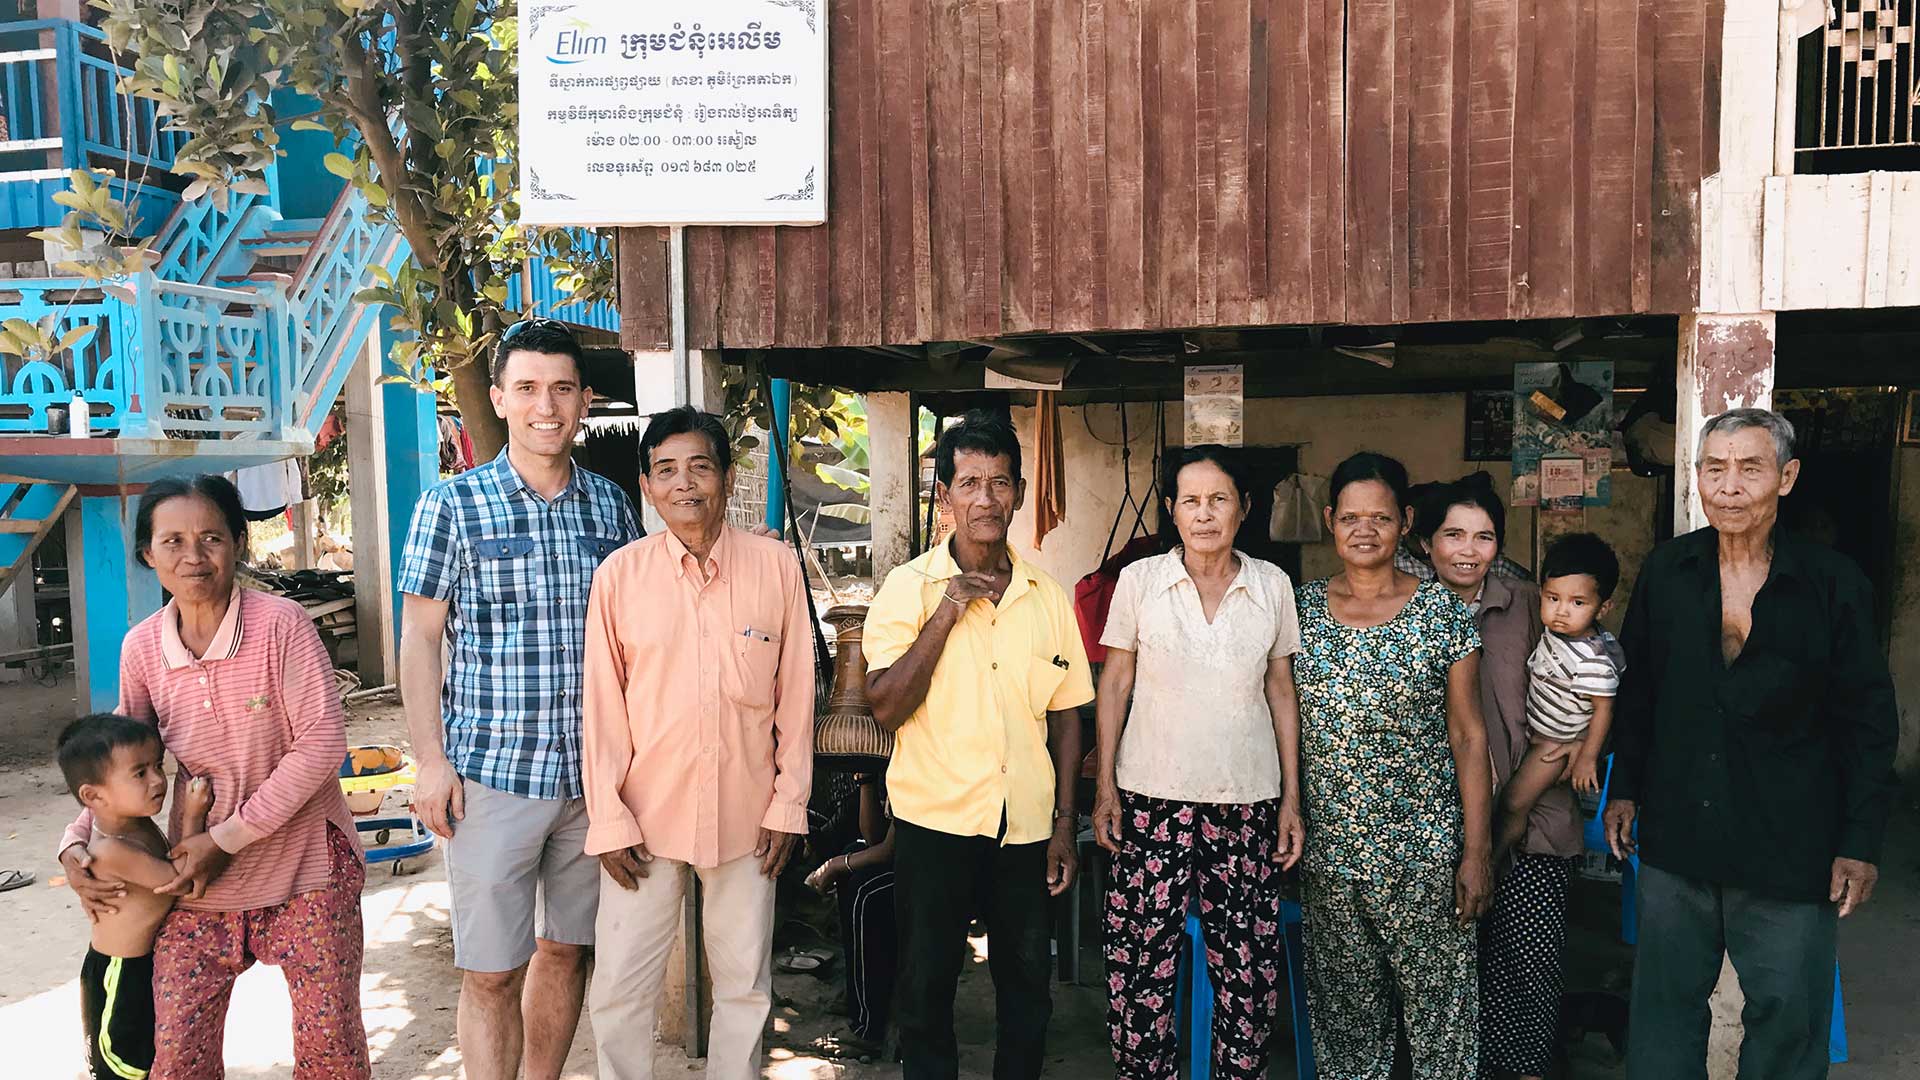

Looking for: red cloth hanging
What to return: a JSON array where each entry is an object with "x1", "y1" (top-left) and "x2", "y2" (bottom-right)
[
  {"x1": 314, "y1": 412, "x2": 346, "y2": 453},
  {"x1": 1072, "y1": 534, "x2": 1161, "y2": 664}
]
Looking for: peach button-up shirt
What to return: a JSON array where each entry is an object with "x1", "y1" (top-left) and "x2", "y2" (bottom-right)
[{"x1": 581, "y1": 525, "x2": 813, "y2": 867}]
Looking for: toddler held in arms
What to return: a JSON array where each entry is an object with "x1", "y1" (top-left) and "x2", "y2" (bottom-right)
[
  {"x1": 1493, "y1": 533, "x2": 1625, "y2": 865},
  {"x1": 55, "y1": 713, "x2": 212, "y2": 1080}
]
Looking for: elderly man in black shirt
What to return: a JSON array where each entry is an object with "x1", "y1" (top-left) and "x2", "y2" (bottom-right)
[{"x1": 1604, "y1": 407, "x2": 1898, "y2": 1080}]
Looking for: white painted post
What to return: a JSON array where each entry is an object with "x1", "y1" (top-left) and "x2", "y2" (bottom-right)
[
  {"x1": 1674, "y1": 315, "x2": 1778, "y2": 531},
  {"x1": 651, "y1": 224, "x2": 716, "y2": 1060},
  {"x1": 345, "y1": 336, "x2": 393, "y2": 686},
  {"x1": 866, "y1": 391, "x2": 915, "y2": 582},
  {"x1": 669, "y1": 226, "x2": 689, "y2": 407},
  {"x1": 1690, "y1": 13, "x2": 1783, "y2": 1042}
]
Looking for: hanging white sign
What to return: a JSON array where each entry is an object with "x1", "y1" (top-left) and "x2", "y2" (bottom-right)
[
  {"x1": 1184, "y1": 365, "x2": 1245, "y2": 447},
  {"x1": 518, "y1": 0, "x2": 828, "y2": 226}
]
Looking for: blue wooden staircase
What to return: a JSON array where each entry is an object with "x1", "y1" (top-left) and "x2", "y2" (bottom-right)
[
  {"x1": 0, "y1": 15, "x2": 615, "y2": 704},
  {"x1": 0, "y1": 178, "x2": 406, "y2": 589},
  {"x1": 0, "y1": 481, "x2": 72, "y2": 586}
]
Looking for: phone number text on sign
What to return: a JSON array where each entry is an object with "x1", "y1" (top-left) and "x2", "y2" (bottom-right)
[{"x1": 519, "y1": 0, "x2": 827, "y2": 227}]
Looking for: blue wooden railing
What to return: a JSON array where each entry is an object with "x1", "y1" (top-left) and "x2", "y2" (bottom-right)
[
  {"x1": 0, "y1": 183, "x2": 400, "y2": 441},
  {"x1": 0, "y1": 277, "x2": 135, "y2": 432},
  {"x1": 151, "y1": 190, "x2": 265, "y2": 285},
  {"x1": 0, "y1": 19, "x2": 183, "y2": 232},
  {"x1": 0, "y1": 20, "x2": 184, "y2": 171},
  {"x1": 0, "y1": 15, "x2": 610, "y2": 446},
  {"x1": 125, "y1": 275, "x2": 290, "y2": 437},
  {"x1": 288, "y1": 187, "x2": 405, "y2": 433}
]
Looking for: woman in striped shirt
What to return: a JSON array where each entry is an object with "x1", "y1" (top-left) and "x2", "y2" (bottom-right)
[{"x1": 57, "y1": 475, "x2": 370, "y2": 1078}]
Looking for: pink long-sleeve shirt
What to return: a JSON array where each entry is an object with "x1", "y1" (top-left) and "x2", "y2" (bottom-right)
[
  {"x1": 60, "y1": 588, "x2": 362, "y2": 911},
  {"x1": 581, "y1": 526, "x2": 813, "y2": 866}
]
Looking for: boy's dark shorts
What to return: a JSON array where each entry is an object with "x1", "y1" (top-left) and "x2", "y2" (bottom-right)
[{"x1": 80, "y1": 947, "x2": 154, "y2": 1079}]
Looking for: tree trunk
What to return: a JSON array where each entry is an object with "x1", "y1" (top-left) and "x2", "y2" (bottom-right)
[{"x1": 450, "y1": 360, "x2": 505, "y2": 463}]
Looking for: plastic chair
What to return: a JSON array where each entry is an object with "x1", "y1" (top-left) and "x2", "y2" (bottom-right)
[
  {"x1": 1585, "y1": 755, "x2": 1848, "y2": 1064},
  {"x1": 1830, "y1": 964, "x2": 1848, "y2": 1064},
  {"x1": 1178, "y1": 897, "x2": 1315, "y2": 1080},
  {"x1": 1056, "y1": 824, "x2": 1101, "y2": 985}
]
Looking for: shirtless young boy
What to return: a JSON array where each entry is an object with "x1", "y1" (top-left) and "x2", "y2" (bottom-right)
[{"x1": 55, "y1": 713, "x2": 213, "y2": 1080}]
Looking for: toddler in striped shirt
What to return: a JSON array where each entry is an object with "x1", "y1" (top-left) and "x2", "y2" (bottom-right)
[{"x1": 1494, "y1": 533, "x2": 1625, "y2": 865}]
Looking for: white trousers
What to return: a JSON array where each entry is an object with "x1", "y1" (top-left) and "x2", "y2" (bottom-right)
[{"x1": 589, "y1": 852, "x2": 776, "y2": 1080}]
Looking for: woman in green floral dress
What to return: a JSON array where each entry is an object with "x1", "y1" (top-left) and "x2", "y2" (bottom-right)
[{"x1": 1293, "y1": 452, "x2": 1495, "y2": 1080}]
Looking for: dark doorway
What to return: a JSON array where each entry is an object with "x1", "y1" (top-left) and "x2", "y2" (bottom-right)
[{"x1": 1233, "y1": 445, "x2": 1304, "y2": 583}]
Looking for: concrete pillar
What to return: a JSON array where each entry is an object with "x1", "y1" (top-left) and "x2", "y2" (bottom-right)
[
  {"x1": 66, "y1": 493, "x2": 162, "y2": 713},
  {"x1": 289, "y1": 497, "x2": 319, "y2": 570},
  {"x1": 345, "y1": 337, "x2": 393, "y2": 686},
  {"x1": 1673, "y1": 311, "x2": 1777, "y2": 1078},
  {"x1": 381, "y1": 324, "x2": 439, "y2": 662},
  {"x1": 867, "y1": 391, "x2": 915, "y2": 581},
  {"x1": 0, "y1": 578, "x2": 32, "y2": 684},
  {"x1": 689, "y1": 348, "x2": 725, "y2": 414},
  {"x1": 1674, "y1": 313, "x2": 1777, "y2": 531}
]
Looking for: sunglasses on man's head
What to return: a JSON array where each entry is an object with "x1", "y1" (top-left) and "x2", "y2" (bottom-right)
[{"x1": 500, "y1": 317, "x2": 571, "y2": 343}]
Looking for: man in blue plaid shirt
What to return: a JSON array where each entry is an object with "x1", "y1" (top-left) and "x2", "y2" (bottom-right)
[{"x1": 398, "y1": 319, "x2": 641, "y2": 1080}]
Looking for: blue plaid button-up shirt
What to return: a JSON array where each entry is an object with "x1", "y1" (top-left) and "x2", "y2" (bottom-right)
[{"x1": 398, "y1": 450, "x2": 642, "y2": 800}]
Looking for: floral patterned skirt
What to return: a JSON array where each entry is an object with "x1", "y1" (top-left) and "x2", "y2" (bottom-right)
[{"x1": 1102, "y1": 790, "x2": 1282, "y2": 1080}]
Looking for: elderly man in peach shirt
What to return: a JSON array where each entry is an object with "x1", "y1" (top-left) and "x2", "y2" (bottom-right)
[{"x1": 580, "y1": 406, "x2": 814, "y2": 1080}]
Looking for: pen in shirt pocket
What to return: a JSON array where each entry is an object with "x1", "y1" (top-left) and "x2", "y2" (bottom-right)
[{"x1": 740, "y1": 627, "x2": 774, "y2": 642}]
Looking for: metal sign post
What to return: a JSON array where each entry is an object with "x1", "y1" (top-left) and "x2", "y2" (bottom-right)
[{"x1": 669, "y1": 225, "x2": 689, "y2": 407}]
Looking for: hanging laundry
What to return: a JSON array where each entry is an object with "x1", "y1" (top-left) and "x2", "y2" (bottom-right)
[
  {"x1": 1032, "y1": 391, "x2": 1067, "y2": 549},
  {"x1": 230, "y1": 458, "x2": 301, "y2": 522},
  {"x1": 438, "y1": 415, "x2": 476, "y2": 473}
]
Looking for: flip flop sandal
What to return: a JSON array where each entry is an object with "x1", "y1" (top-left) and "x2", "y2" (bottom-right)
[
  {"x1": 808, "y1": 1034, "x2": 884, "y2": 1062},
  {"x1": 774, "y1": 947, "x2": 835, "y2": 975},
  {"x1": 0, "y1": 869, "x2": 34, "y2": 893}
]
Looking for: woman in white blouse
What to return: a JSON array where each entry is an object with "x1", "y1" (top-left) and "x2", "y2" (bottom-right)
[{"x1": 1092, "y1": 445, "x2": 1305, "y2": 1080}]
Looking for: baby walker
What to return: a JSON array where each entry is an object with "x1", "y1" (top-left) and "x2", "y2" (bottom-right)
[{"x1": 338, "y1": 744, "x2": 435, "y2": 873}]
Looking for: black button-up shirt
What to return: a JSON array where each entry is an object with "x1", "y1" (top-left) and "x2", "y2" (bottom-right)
[{"x1": 1612, "y1": 527, "x2": 1898, "y2": 902}]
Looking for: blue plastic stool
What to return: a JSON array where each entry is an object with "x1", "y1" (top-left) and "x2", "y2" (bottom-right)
[
  {"x1": 1582, "y1": 752, "x2": 1640, "y2": 944},
  {"x1": 1585, "y1": 755, "x2": 1848, "y2": 1064},
  {"x1": 1830, "y1": 964, "x2": 1848, "y2": 1064},
  {"x1": 1178, "y1": 898, "x2": 1315, "y2": 1080}
]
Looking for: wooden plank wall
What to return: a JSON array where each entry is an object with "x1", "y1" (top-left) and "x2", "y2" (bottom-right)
[{"x1": 620, "y1": 0, "x2": 1722, "y2": 351}]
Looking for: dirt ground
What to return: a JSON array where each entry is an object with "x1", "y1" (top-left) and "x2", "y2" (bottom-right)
[{"x1": 3, "y1": 672, "x2": 1916, "y2": 1078}]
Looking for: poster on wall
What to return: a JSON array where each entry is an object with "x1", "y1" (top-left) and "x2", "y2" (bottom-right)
[
  {"x1": 1512, "y1": 361, "x2": 1613, "y2": 508},
  {"x1": 519, "y1": 0, "x2": 828, "y2": 226},
  {"x1": 1464, "y1": 389, "x2": 1515, "y2": 461},
  {"x1": 1184, "y1": 365, "x2": 1244, "y2": 446}
]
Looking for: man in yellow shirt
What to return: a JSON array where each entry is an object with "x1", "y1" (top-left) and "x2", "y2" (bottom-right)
[{"x1": 865, "y1": 410, "x2": 1094, "y2": 1080}]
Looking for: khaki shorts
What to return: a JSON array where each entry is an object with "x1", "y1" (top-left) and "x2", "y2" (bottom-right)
[{"x1": 443, "y1": 778, "x2": 599, "y2": 972}]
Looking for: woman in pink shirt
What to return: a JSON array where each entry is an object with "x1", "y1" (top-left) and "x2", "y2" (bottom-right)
[{"x1": 57, "y1": 475, "x2": 369, "y2": 1079}]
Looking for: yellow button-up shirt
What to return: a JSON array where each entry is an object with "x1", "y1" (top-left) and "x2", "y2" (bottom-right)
[{"x1": 863, "y1": 541, "x2": 1094, "y2": 845}]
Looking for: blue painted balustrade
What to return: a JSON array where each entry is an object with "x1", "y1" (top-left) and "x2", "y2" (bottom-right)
[
  {"x1": 0, "y1": 276, "x2": 135, "y2": 432},
  {"x1": 287, "y1": 192, "x2": 406, "y2": 435},
  {"x1": 0, "y1": 192, "x2": 403, "y2": 447},
  {"x1": 149, "y1": 190, "x2": 265, "y2": 285},
  {"x1": 0, "y1": 19, "x2": 186, "y2": 232}
]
